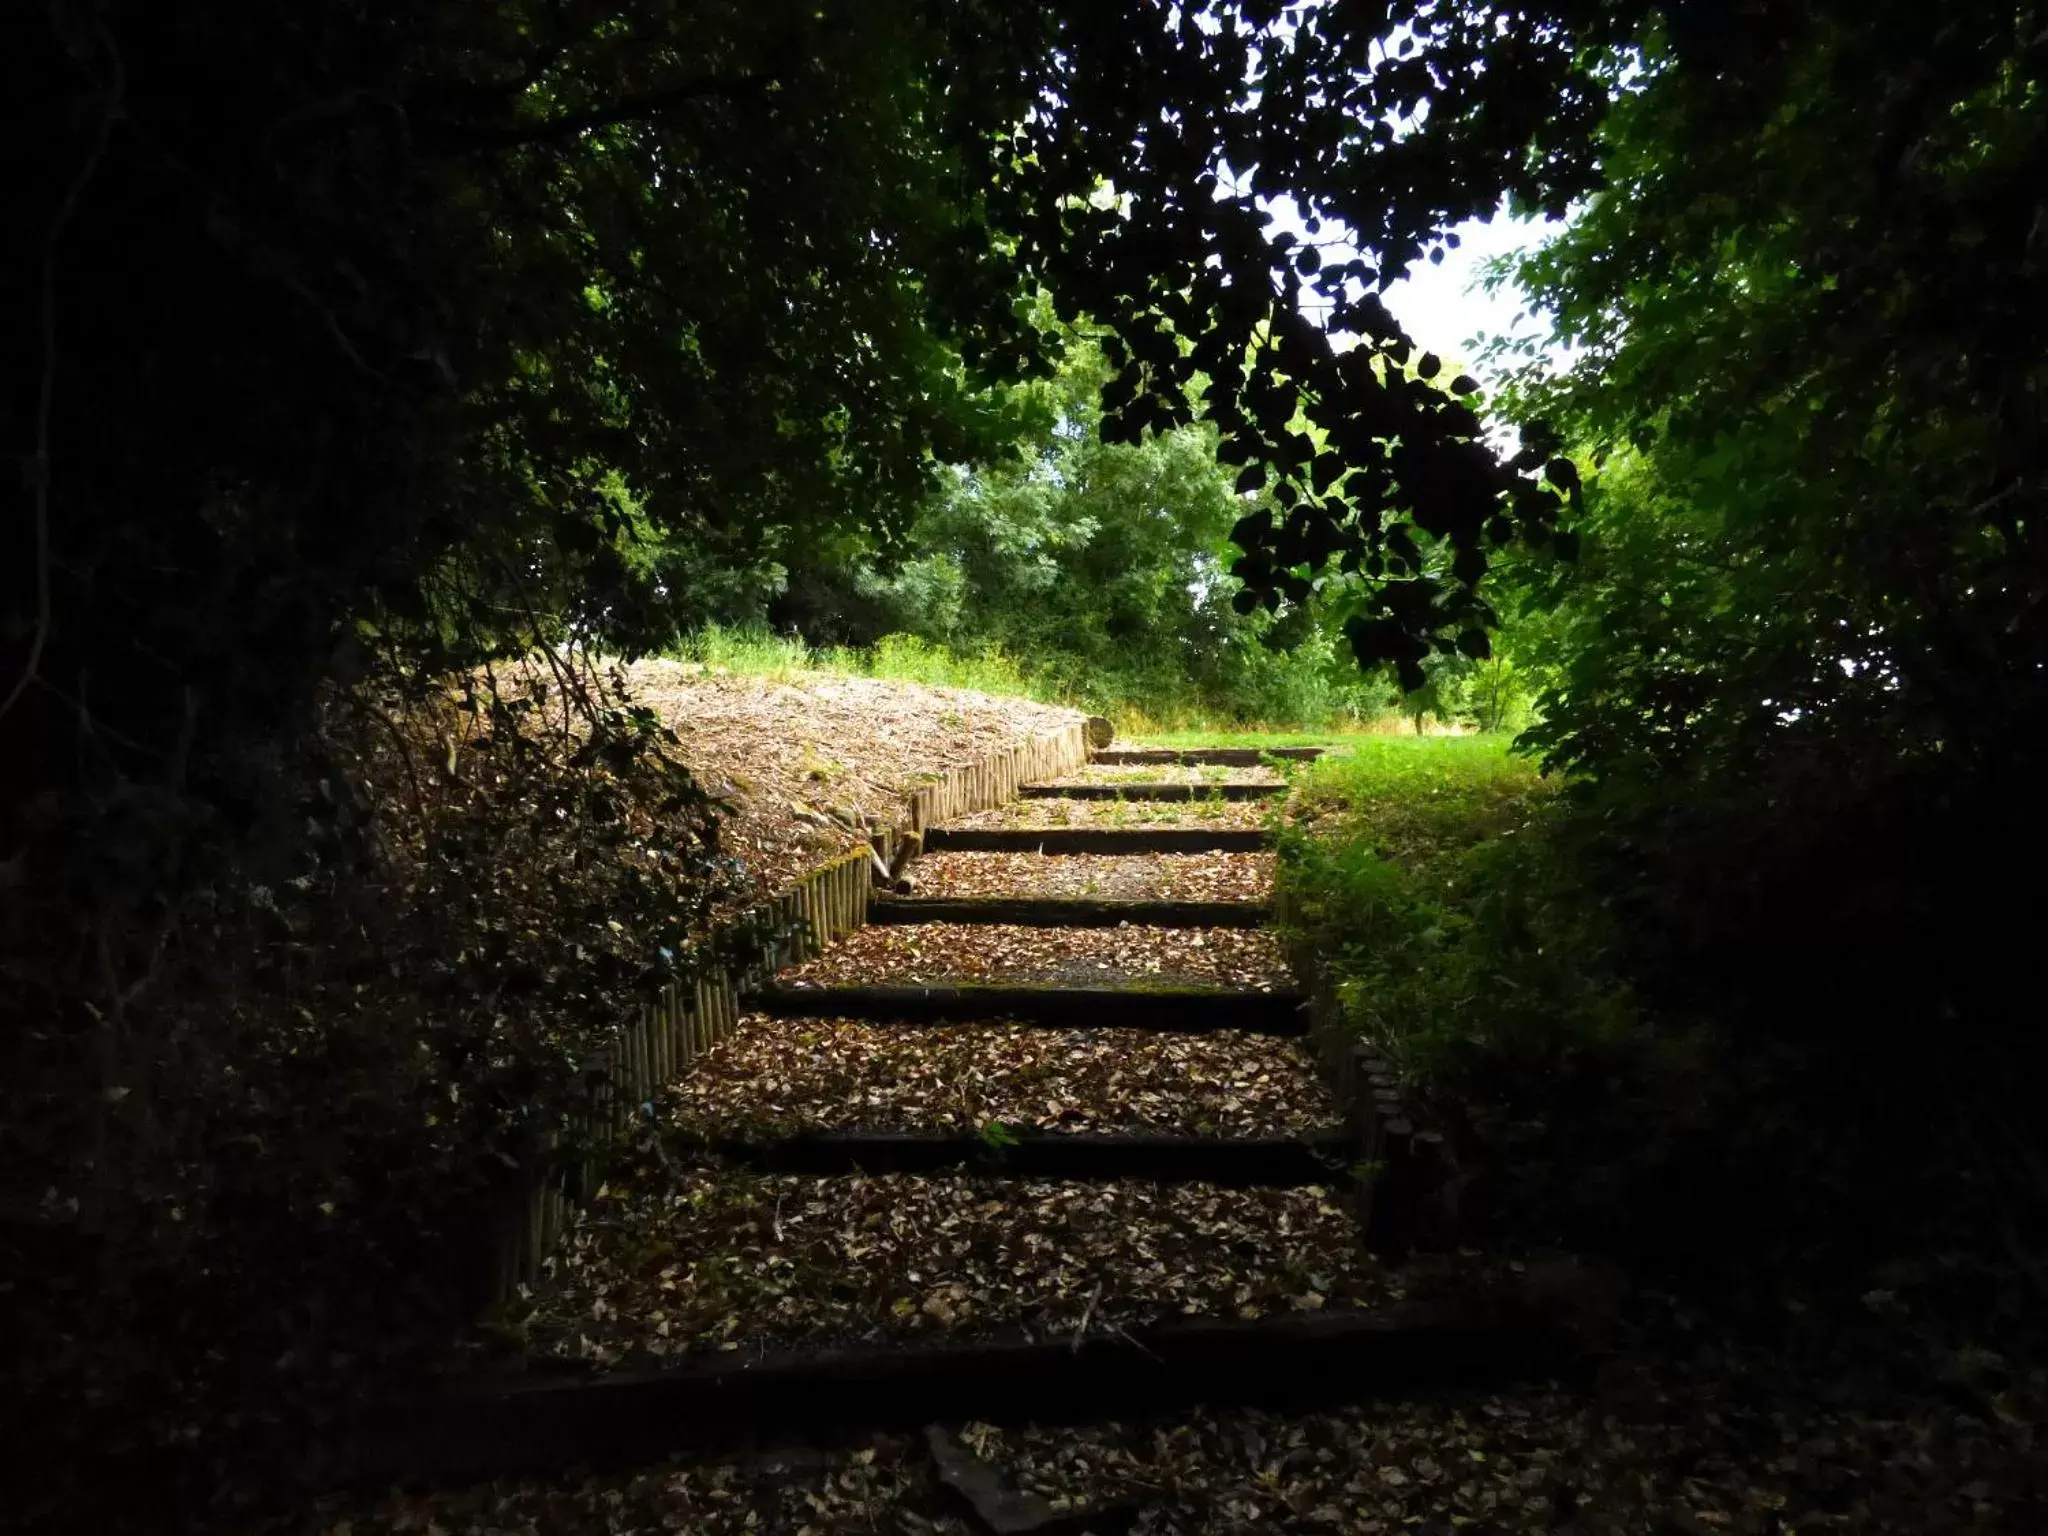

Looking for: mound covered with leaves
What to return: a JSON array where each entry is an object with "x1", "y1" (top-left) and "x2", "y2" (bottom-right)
[{"x1": 625, "y1": 660, "x2": 1081, "y2": 905}]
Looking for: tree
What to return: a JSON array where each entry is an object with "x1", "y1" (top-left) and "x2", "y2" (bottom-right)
[
  {"x1": 8, "y1": 0, "x2": 1627, "y2": 892},
  {"x1": 829, "y1": 326, "x2": 1378, "y2": 722},
  {"x1": 1488, "y1": 0, "x2": 2048, "y2": 1032},
  {"x1": 4, "y1": 2, "x2": 1650, "y2": 1517}
]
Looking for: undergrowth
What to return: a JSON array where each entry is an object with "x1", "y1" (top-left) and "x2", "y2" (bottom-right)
[
  {"x1": 1277, "y1": 738, "x2": 2048, "y2": 1377},
  {"x1": 1278, "y1": 737, "x2": 1635, "y2": 1080},
  {"x1": 670, "y1": 625, "x2": 1414, "y2": 736},
  {"x1": 1123, "y1": 724, "x2": 1436, "y2": 748},
  {"x1": 1276, "y1": 738, "x2": 1717, "y2": 1256},
  {"x1": 4, "y1": 656, "x2": 762, "y2": 1528}
]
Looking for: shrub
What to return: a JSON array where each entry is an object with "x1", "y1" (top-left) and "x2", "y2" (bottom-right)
[{"x1": 1277, "y1": 739, "x2": 1715, "y2": 1249}]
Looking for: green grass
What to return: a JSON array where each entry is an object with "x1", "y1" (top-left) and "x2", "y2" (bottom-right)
[
  {"x1": 669, "y1": 626, "x2": 1416, "y2": 736},
  {"x1": 1287, "y1": 735, "x2": 1543, "y2": 865},
  {"x1": 674, "y1": 626, "x2": 1057, "y2": 703},
  {"x1": 1124, "y1": 720, "x2": 1500, "y2": 750},
  {"x1": 1275, "y1": 732, "x2": 1734, "y2": 1263},
  {"x1": 678, "y1": 625, "x2": 816, "y2": 678},
  {"x1": 1276, "y1": 735, "x2": 1643, "y2": 1087}
]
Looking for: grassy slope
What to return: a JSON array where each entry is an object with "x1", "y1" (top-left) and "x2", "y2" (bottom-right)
[
  {"x1": 1123, "y1": 727, "x2": 1366, "y2": 749},
  {"x1": 1126, "y1": 723, "x2": 1487, "y2": 750},
  {"x1": 1284, "y1": 735, "x2": 1545, "y2": 864},
  {"x1": 1275, "y1": 734, "x2": 1654, "y2": 1133},
  {"x1": 679, "y1": 626, "x2": 1051, "y2": 702},
  {"x1": 673, "y1": 626, "x2": 1421, "y2": 736}
]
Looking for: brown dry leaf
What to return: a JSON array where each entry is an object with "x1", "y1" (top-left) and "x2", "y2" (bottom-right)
[
  {"x1": 1046, "y1": 763, "x2": 1286, "y2": 786},
  {"x1": 913, "y1": 851, "x2": 1276, "y2": 902},
  {"x1": 316, "y1": 1367, "x2": 2048, "y2": 1535},
  {"x1": 947, "y1": 797, "x2": 1272, "y2": 831},
  {"x1": 309, "y1": 1434, "x2": 935, "y2": 1535},
  {"x1": 778, "y1": 923, "x2": 1293, "y2": 991},
  {"x1": 524, "y1": 1170, "x2": 1376, "y2": 1368},
  {"x1": 664, "y1": 1016, "x2": 1340, "y2": 1138},
  {"x1": 622, "y1": 662, "x2": 1082, "y2": 915}
]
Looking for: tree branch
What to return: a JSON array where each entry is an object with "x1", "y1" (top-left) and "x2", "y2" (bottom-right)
[
  {"x1": 451, "y1": 72, "x2": 772, "y2": 149},
  {"x1": 2, "y1": 23, "x2": 123, "y2": 729}
]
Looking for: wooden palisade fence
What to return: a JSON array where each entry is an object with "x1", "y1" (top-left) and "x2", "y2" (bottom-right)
[
  {"x1": 904, "y1": 721, "x2": 1089, "y2": 832},
  {"x1": 480, "y1": 721, "x2": 1093, "y2": 1303}
]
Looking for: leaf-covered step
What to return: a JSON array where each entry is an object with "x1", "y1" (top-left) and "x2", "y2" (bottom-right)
[
  {"x1": 924, "y1": 826, "x2": 1268, "y2": 854},
  {"x1": 870, "y1": 895, "x2": 1271, "y2": 929},
  {"x1": 663, "y1": 1017, "x2": 1339, "y2": 1142},
  {"x1": 780, "y1": 921, "x2": 1288, "y2": 992},
  {"x1": 752, "y1": 982, "x2": 1307, "y2": 1034},
  {"x1": 366, "y1": 1302, "x2": 1568, "y2": 1483},
  {"x1": 910, "y1": 850, "x2": 1275, "y2": 904},
  {"x1": 668, "y1": 1126, "x2": 1352, "y2": 1184},
  {"x1": 1093, "y1": 747, "x2": 1327, "y2": 766},
  {"x1": 1019, "y1": 782, "x2": 1284, "y2": 802}
]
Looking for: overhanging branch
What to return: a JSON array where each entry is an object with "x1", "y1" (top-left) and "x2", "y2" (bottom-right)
[
  {"x1": 2, "y1": 21, "x2": 125, "y2": 731},
  {"x1": 449, "y1": 72, "x2": 773, "y2": 149}
]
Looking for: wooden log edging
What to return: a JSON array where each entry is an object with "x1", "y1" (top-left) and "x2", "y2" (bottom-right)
[
  {"x1": 341, "y1": 1302, "x2": 1572, "y2": 1485},
  {"x1": 482, "y1": 719, "x2": 1091, "y2": 1306},
  {"x1": 482, "y1": 848, "x2": 873, "y2": 1305},
  {"x1": 870, "y1": 895, "x2": 1273, "y2": 929},
  {"x1": 905, "y1": 720, "x2": 1093, "y2": 833},
  {"x1": 1019, "y1": 782, "x2": 1286, "y2": 802},
  {"x1": 1270, "y1": 884, "x2": 1452, "y2": 1256}
]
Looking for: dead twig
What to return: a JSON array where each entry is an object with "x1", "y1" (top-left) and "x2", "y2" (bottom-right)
[
  {"x1": 3, "y1": 18, "x2": 124, "y2": 729},
  {"x1": 1072, "y1": 1280, "x2": 1103, "y2": 1352},
  {"x1": 1109, "y1": 1320, "x2": 1163, "y2": 1363}
]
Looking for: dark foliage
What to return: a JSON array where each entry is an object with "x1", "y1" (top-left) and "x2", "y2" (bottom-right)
[
  {"x1": 3, "y1": 2, "x2": 1639, "y2": 1523},
  {"x1": 1283, "y1": 0, "x2": 2048, "y2": 1377},
  {"x1": 1497, "y1": 0, "x2": 2048, "y2": 1049},
  {"x1": 16, "y1": 0, "x2": 2046, "y2": 1522}
]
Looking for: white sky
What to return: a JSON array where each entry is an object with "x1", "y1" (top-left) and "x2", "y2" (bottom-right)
[
  {"x1": 1219, "y1": 12, "x2": 1588, "y2": 385},
  {"x1": 1248, "y1": 180, "x2": 1570, "y2": 389},
  {"x1": 1378, "y1": 205, "x2": 1566, "y2": 384}
]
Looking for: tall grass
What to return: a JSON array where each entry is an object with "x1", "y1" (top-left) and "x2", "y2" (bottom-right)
[
  {"x1": 1127, "y1": 720, "x2": 1477, "y2": 749},
  {"x1": 673, "y1": 626, "x2": 1066, "y2": 703},
  {"x1": 1276, "y1": 735, "x2": 1636, "y2": 1082},
  {"x1": 677, "y1": 625, "x2": 815, "y2": 679},
  {"x1": 671, "y1": 622, "x2": 1458, "y2": 737},
  {"x1": 669, "y1": 624, "x2": 1419, "y2": 735}
]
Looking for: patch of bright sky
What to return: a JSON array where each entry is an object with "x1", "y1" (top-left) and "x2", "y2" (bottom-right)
[
  {"x1": 1220, "y1": 6, "x2": 1581, "y2": 388},
  {"x1": 1377, "y1": 205, "x2": 1572, "y2": 384},
  {"x1": 1245, "y1": 186, "x2": 1577, "y2": 400}
]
